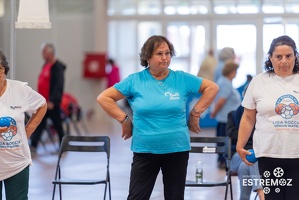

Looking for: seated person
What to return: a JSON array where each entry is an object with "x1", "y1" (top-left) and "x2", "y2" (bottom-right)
[{"x1": 227, "y1": 105, "x2": 264, "y2": 200}]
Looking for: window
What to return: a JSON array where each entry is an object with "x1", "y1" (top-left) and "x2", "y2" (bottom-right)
[
  {"x1": 262, "y1": 0, "x2": 284, "y2": 13},
  {"x1": 217, "y1": 25, "x2": 256, "y2": 88},
  {"x1": 263, "y1": 24, "x2": 284, "y2": 56},
  {"x1": 107, "y1": 0, "x2": 299, "y2": 83},
  {"x1": 263, "y1": 24, "x2": 299, "y2": 58},
  {"x1": 138, "y1": 0, "x2": 161, "y2": 15},
  {"x1": 0, "y1": 0, "x2": 4, "y2": 17},
  {"x1": 167, "y1": 23, "x2": 191, "y2": 72},
  {"x1": 106, "y1": 0, "x2": 299, "y2": 15}
]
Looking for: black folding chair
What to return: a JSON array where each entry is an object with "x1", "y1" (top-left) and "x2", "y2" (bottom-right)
[
  {"x1": 52, "y1": 135, "x2": 111, "y2": 200},
  {"x1": 185, "y1": 136, "x2": 233, "y2": 200}
]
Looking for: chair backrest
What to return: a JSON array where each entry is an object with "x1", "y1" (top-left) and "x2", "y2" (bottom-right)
[
  {"x1": 189, "y1": 136, "x2": 231, "y2": 160},
  {"x1": 59, "y1": 135, "x2": 110, "y2": 158}
]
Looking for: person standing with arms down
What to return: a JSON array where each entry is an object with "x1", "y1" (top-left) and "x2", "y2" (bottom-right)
[
  {"x1": 30, "y1": 42, "x2": 66, "y2": 154},
  {"x1": 97, "y1": 35, "x2": 219, "y2": 200},
  {"x1": 237, "y1": 35, "x2": 299, "y2": 200},
  {"x1": 211, "y1": 61, "x2": 241, "y2": 168},
  {"x1": 0, "y1": 49, "x2": 47, "y2": 199}
]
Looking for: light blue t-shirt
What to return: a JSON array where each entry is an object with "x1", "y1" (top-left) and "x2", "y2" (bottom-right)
[
  {"x1": 214, "y1": 60, "x2": 225, "y2": 83},
  {"x1": 215, "y1": 77, "x2": 241, "y2": 123},
  {"x1": 114, "y1": 69, "x2": 203, "y2": 154}
]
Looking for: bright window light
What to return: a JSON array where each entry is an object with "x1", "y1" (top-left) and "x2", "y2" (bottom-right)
[
  {"x1": 262, "y1": 5, "x2": 284, "y2": 13},
  {"x1": 164, "y1": 6, "x2": 176, "y2": 15},
  {"x1": 214, "y1": 6, "x2": 228, "y2": 14},
  {"x1": 177, "y1": 6, "x2": 190, "y2": 15},
  {"x1": 237, "y1": 5, "x2": 258, "y2": 14}
]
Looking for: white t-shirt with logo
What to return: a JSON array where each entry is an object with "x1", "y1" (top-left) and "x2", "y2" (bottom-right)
[
  {"x1": 0, "y1": 79, "x2": 46, "y2": 180},
  {"x1": 242, "y1": 72, "x2": 299, "y2": 158}
]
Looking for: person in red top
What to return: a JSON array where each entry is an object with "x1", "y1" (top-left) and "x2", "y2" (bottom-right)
[
  {"x1": 30, "y1": 42, "x2": 66, "y2": 154},
  {"x1": 106, "y1": 58, "x2": 120, "y2": 88}
]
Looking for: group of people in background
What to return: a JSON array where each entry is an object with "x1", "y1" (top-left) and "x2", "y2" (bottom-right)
[
  {"x1": 0, "y1": 34, "x2": 298, "y2": 200},
  {"x1": 198, "y1": 35, "x2": 299, "y2": 200},
  {"x1": 198, "y1": 46, "x2": 262, "y2": 199}
]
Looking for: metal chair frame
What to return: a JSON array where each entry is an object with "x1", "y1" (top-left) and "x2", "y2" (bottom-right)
[
  {"x1": 52, "y1": 135, "x2": 111, "y2": 200},
  {"x1": 185, "y1": 136, "x2": 233, "y2": 200}
]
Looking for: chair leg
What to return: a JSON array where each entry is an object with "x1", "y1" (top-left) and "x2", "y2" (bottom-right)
[
  {"x1": 224, "y1": 177, "x2": 233, "y2": 200},
  {"x1": 71, "y1": 121, "x2": 81, "y2": 135},
  {"x1": 59, "y1": 184, "x2": 62, "y2": 200},
  {"x1": 108, "y1": 181, "x2": 112, "y2": 200},
  {"x1": 230, "y1": 179, "x2": 233, "y2": 200},
  {"x1": 52, "y1": 184, "x2": 56, "y2": 200},
  {"x1": 103, "y1": 183, "x2": 107, "y2": 200},
  {"x1": 224, "y1": 185, "x2": 228, "y2": 200}
]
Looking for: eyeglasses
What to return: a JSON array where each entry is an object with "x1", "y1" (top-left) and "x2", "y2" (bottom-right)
[{"x1": 153, "y1": 51, "x2": 171, "y2": 58}]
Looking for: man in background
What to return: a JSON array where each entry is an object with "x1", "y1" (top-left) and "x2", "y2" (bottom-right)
[
  {"x1": 197, "y1": 49, "x2": 217, "y2": 81},
  {"x1": 30, "y1": 42, "x2": 66, "y2": 155}
]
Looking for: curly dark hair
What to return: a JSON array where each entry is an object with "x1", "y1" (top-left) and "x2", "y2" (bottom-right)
[
  {"x1": 139, "y1": 35, "x2": 175, "y2": 67},
  {"x1": 0, "y1": 49, "x2": 10, "y2": 75},
  {"x1": 264, "y1": 35, "x2": 299, "y2": 74}
]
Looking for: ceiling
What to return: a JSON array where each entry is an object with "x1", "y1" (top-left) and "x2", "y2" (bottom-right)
[{"x1": 2, "y1": 0, "x2": 299, "y2": 17}]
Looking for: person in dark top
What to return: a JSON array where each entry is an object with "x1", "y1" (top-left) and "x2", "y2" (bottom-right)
[{"x1": 30, "y1": 42, "x2": 66, "y2": 155}]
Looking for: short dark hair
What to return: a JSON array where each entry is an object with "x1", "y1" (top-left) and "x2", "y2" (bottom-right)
[
  {"x1": 0, "y1": 49, "x2": 10, "y2": 75},
  {"x1": 222, "y1": 60, "x2": 239, "y2": 76},
  {"x1": 264, "y1": 35, "x2": 299, "y2": 74},
  {"x1": 139, "y1": 35, "x2": 175, "y2": 67},
  {"x1": 107, "y1": 58, "x2": 115, "y2": 65}
]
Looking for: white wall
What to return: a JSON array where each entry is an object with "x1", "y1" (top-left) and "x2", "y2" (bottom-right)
[{"x1": 1, "y1": 14, "x2": 107, "y2": 121}]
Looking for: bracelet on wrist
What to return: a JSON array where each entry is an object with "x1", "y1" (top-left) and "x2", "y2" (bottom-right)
[
  {"x1": 120, "y1": 115, "x2": 129, "y2": 124},
  {"x1": 191, "y1": 108, "x2": 201, "y2": 117}
]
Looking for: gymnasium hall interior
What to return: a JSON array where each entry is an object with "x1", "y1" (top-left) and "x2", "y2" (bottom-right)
[{"x1": 1, "y1": 0, "x2": 299, "y2": 199}]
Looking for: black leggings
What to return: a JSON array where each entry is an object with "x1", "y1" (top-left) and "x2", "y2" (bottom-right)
[
  {"x1": 258, "y1": 157, "x2": 299, "y2": 200},
  {"x1": 127, "y1": 151, "x2": 189, "y2": 200}
]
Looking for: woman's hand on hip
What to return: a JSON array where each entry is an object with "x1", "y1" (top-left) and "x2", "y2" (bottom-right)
[
  {"x1": 188, "y1": 115, "x2": 201, "y2": 134},
  {"x1": 121, "y1": 117, "x2": 133, "y2": 140}
]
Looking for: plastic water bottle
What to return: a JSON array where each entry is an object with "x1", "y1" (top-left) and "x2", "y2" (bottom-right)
[{"x1": 195, "y1": 161, "x2": 203, "y2": 184}]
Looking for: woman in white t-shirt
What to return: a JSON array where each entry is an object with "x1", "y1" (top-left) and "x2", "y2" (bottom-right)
[
  {"x1": 237, "y1": 35, "x2": 299, "y2": 200},
  {"x1": 0, "y1": 49, "x2": 47, "y2": 200}
]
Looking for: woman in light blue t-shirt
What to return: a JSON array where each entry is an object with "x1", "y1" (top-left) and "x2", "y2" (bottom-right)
[
  {"x1": 97, "y1": 35, "x2": 219, "y2": 200},
  {"x1": 211, "y1": 61, "x2": 241, "y2": 169}
]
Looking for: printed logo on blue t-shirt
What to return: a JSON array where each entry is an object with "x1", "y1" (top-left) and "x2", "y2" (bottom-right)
[
  {"x1": 275, "y1": 94, "x2": 299, "y2": 119},
  {"x1": 165, "y1": 91, "x2": 180, "y2": 100}
]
